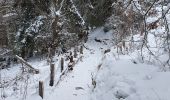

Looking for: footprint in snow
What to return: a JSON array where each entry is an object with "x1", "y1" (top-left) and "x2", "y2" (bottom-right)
[
  {"x1": 114, "y1": 90, "x2": 129, "y2": 99},
  {"x1": 73, "y1": 94, "x2": 77, "y2": 96},
  {"x1": 75, "y1": 87, "x2": 84, "y2": 90}
]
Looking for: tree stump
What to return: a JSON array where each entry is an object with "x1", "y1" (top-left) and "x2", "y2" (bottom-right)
[
  {"x1": 80, "y1": 46, "x2": 83, "y2": 54},
  {"x1": 70, "y1": 51, "x2": 72, "y2": 56},
  {"x1": 49, "y1": 64, "x2": 55, "y2": 86},
  {"x1": 39, "y1": 81, "x2": 44, "y2": 99},
  {"x1": 61, "y1": 58, "x2": 64, "y2": 72},
  {"x1": 70, "y1": 56, "x2": 74, "y2": 62},
  {"x1": 74, "y1": 48, "x2": 77, "y2": 58}
]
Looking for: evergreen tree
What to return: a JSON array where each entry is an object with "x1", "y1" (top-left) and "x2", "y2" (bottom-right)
[{"x1": 13, "y1": 0, "x2": 51, "y2": 58}]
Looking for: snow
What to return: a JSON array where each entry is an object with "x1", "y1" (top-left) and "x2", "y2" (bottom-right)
[
  {"x1": 55, "y1": 11, "x2": 61, "y2": 16},
  {"x1": 1, "y1": 26, "x2": 170, "y2": 100},
  {"x1": 91, "y1": 52, "x2": 170, "y2": 100},
  {"x1": 55, "y1": 0, "x2": 65, "y2": 16},
  {"x1": 46, "y1": 28, "x2": 111, "y2": 100},
  {"x1": 25, "y1": 16, "x2": 45, "y2": 33},
  {"x1": 70, "y1": 0, "x2": 85, "y2": 25},
  {"x1": 3, "y1": 13, "x2": 17, "y2": 18},
  {"x1": 1, "y1": 4, "x2": 170, "y2": 100}
]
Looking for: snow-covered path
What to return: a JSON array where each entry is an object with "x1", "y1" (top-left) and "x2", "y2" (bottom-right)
[
  {"x1": 47, "y1": 48, "x2": 101, "y2": 100},
  {"x1": 45, "y1": 28, "x2": 112, "y2": 100}
]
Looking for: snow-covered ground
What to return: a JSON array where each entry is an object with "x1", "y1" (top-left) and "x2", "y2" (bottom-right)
[
  {"x1": 1, "y1": 4, "x2": 170, "y2": 99},
  {"x1": 91, "y1": 49, "x2": 170, "y2": 100},
  {"x1": 1, "y1": 28, "x2": 114, "y2": 100},
  {"x1": 1, "y1": 27, "x2": 170, "y2": 100}
]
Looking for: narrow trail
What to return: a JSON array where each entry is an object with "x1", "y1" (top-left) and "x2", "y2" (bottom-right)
[{"x1": 46, "y1": 28, "x2": 112, "y2": 100}]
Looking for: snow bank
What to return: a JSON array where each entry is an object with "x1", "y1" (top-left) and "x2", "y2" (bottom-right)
[{"x1": 91, "y1": 52, "x2": 170, "y2": 100}]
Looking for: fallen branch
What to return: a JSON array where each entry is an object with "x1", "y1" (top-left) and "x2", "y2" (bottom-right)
[{"x1": 15, "y1": 55, "x2": 39, "y2": 74}]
